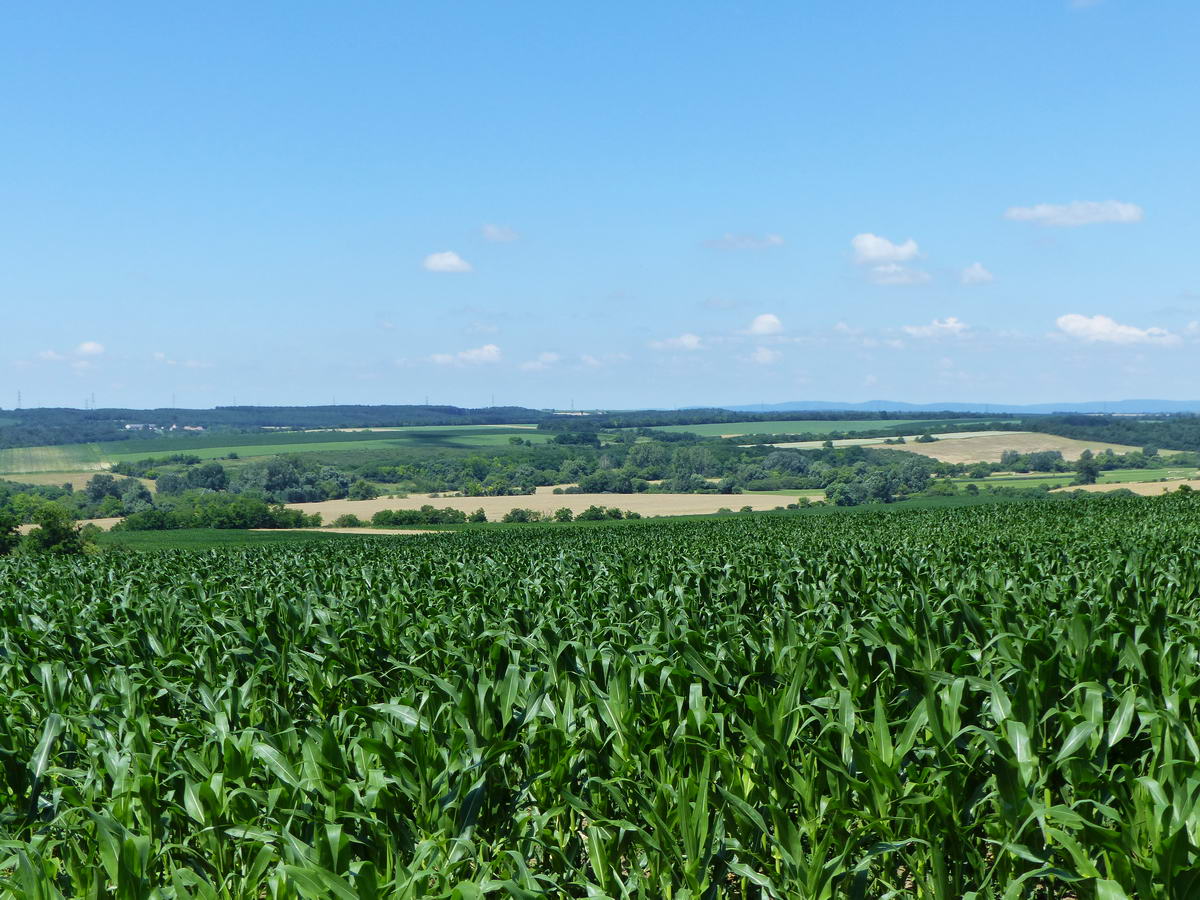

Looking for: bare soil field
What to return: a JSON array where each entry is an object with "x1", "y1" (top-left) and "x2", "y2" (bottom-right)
[
  {"x1": 17, "y1": 516, "x2": 123, "y2": 535},
  {"x1": 287, "y1": 491, "x2": 786, "y2": 521},
  {"x1": 877, "y1": 432, "x2": 1150, "y2": 464},
  {"x1": 767, "y1": 430, "x2": 1013, "y2": 451},
  {"x1": 1051, "y1": 479, "x2": 1198, "y2": 496},
  {"x1": 255, "y1": 526, "x2": 445, "y2": 536}
]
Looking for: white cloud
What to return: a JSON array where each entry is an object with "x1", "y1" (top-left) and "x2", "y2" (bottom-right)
[
  {"x1": 520, "y1": 352, "x2": 561, "y2": 371},
  {"x1": 851, "y1": 234, "x2": 928, "y2": 285},
  {"x1": 703, "y1": 233, "x2": 785, "y2": 250},
  {"x1": 744, "y1": 313, "x2": 783, "y2": 335},
  {"x1": 1004, "y1": 201, "x2": 1143, "y2": 227},
  {"x1": 1055, "y1": 314, "x2": 1179, "y2": 345},
  {"x1": 482, "y1": 224, "x2": 518, "y2": 243},
  {"x1": 38, "y1": 350, "x2": 65, "y2": 361},
  {"x1": 852, "y1": 233, "x2": 920, "y2": 264},
  {"x1": 749, "y1": 346, "x2": 781, "y2": 364},
  {"x1": 902, "y1": 317, "x2": 970, "y2": 338},
  {"x1": 76, "y1": 341, "x2": 105, "y2": 355},
  {"x1": 431, "y1": 343, "x2": 502, "y2": 365},
  {"x1": 869, "y1": 263, "x2": 931, "y2": 286},
  {"x1": 961, "y1": 262, "x2": 994, "y2": 284},
  {"x1": 423, "y1": 251, "x2": 473, "y2": 272},
  {"x1": 580, "y1": 352, "x2": 630, "y2": 368},
  {"x1": 649, "y1": 333, "x2": 704, "y2": 351}
]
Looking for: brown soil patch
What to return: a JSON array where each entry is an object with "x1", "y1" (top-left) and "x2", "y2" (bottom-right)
[
  {"x1": 17, "y1": 516, "x2": 123, "y2": 536},
  {"x1": 254, "y1": 527, "x2": 445, "y2": 535},
  {"x1": 288, "y1": 491, "x2": 785, "y2": 522},
  {"x1": 1052, "y1": 479, "x2": 1198, "y2": 496},
  {"x1": 876, "y1": 432, "x2": 1150, "y2": 464}
]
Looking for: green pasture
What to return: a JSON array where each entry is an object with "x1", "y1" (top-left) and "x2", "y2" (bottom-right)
[{"x1": 0, "y1": 425, "x2": 550, "y2": 474}]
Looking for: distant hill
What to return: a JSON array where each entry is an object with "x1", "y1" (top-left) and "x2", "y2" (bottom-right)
[{"x1": 724, "y1": 399, "x2": 1200, "y2": 415}]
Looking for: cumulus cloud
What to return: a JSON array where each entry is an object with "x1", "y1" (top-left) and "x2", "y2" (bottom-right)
[
  {"x1": 869, "y1": 263, "x2": 931, "y2": 286},
  {"x1": 431, "y1": 343, "x2": 502, "y2": 365},
  {"x1": 423, "y1": 251, "x2": 473, "y2": 272},
  {"x1": 520, "y1": 352, "x2": 561, "y2": 371},
  {"x1": 703, "y1": 233, "x2": 785, "y2": 250},
  {"x1": 902, "y1": 317, "x2": 970, "y2": 338},
  {"x1": 76, "y1": 341, "x2": 105, "y2": 355},
  {"x1": 961, "y1": 262, "x2": 994, "y2": 284},
  {"x1": 38, "y1": 350, "x2": 66, "y2": 361},
  {"x1": 482, "y1": 224, "x2": 518, "y2": 243},
  {"x1": 852, "y1": 233, "x2": 920, "y2": 264},
  {"x1": 649, "y1": 333, "x2": 704, "y2": 351},
  {"x1": 1004, "y1": 201, "x2": 1143, "y2": 227},
  {"x1": 851, "y1": 234, "x2": 928, "y2": 285},
  {"x1": 744, "y1": 313, "x2": 783, "y2": 335},
  {"x1": 749, "y1": 347, "x2": 781, "y2": 364},
  {"x1": 1055, "y1": 314, "x2": 1179, "y2": 345}
]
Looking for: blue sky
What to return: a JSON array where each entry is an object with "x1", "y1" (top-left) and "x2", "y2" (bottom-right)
[{"x1": 3, "y1": 1, "x2": 1198, "y2": 410}]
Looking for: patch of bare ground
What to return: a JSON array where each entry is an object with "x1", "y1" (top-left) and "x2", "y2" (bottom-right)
[
  {"x1": 17, "y1": 516, "x2": 123, "y2": 535},
  {"x1": 879, "y1": 432, "x2": 1154, "y2": 464},
  {"x1": 286, "y1": 491, "x2": 785, "y2": 522},
  {"x1": 1052, "y1": 479, "x2": 1198, "y2": 496},
  {"x1": 254, "y1": 527, "x2": 445, "y2": 535}
]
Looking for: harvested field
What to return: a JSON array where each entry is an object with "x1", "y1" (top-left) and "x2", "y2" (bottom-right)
[
  {"x1": 1052, "y1": 479, "x2": 1199, "y2": 496},
  {"x1": 867, "y1": 431, "x2": 1151, "y2": 464},
  {"x1": 648, "y1": 418, "x2": 1011, "y2": 437},
  {"x1": 767, "y1": 430, "x2": 1013, "y2": 450},
  {"x1": 287, "y1": 491, "x2": 786, "y2": 521},
  {"x1": 16, "y1": 516, "x2": 123, "y2": 535},
  {"x1": 256, "y1": 526, "x2": 445, "y2": 536}
]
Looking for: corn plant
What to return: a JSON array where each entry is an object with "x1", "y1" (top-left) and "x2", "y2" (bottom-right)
[{"x1": 2, "y1": 493, "x2": 1199, "y2": 897}]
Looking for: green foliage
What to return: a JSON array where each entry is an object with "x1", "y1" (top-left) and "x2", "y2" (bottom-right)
[
  {"x1": 1074, "y1": 449, "x2": 1101, "y2": 485},
  {"x1": 117, "y1": 493, "x2": 320, "y2": 531},
  {"x1": 0, "y1": 512, "x2": 17, "y2": 555},
  {"x1": 20, "y1": 502, "x2": 87, "y2": 555},
  {"x1": 370, "y1": 505, "x2": 469, "y2": 526},
  {"x1": 347, "y1": 478, "x2": 379, "y2": 500},
  {"x1": 1, "y1": 494, "x2": 1199, "y2": 894}
]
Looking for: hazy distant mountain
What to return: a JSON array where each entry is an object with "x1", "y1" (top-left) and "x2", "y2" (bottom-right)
[{"x1": 724, "y1": 399, "x2": 1200, "y2": 415}]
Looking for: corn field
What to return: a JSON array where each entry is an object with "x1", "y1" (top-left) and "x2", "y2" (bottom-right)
[{"x1": 2, "y1": 495, "x2": 1200, "y2": 898}]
